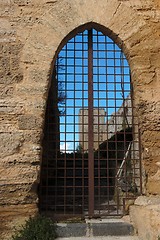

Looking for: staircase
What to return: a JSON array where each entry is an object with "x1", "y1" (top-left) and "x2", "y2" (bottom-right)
[{"x1": 56, "y1": 218, "x2": 140, "y2": 239}]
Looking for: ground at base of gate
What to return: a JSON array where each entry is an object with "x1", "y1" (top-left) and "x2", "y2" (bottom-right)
[
  {"x1": 57, "y1": 237, "x2": 140, "y2": 240},
  {"x1": 55, "y1": 217, "x2": 142, "y2": 240},
  {"x1": 56, "y1": 217, "x2": 138, "y2": 239}
]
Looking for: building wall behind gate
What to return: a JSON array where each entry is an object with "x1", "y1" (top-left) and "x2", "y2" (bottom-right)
[{"x1": 0, "y1": 0, "x2": 160, "y2": 239}]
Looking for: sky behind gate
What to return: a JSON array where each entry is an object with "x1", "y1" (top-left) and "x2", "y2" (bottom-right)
[{"x1": 55, "y1": 29, "x2": 131, "y2": 152}]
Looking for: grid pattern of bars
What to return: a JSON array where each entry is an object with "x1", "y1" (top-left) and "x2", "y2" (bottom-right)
[{"x1": 39, "y1": 28, "x2": 142, "y2": 219}]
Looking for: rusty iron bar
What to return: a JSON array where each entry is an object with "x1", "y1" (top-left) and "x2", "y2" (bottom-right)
[{"x1": 88, "y1": 29, "x2": 94, "y2": 217}]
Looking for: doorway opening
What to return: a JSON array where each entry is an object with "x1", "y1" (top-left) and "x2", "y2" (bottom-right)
[{"x1": 39, "y1": 26, "x2": 142, "y2": 220}]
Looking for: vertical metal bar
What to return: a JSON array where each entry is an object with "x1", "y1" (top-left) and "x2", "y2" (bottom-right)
[
  {"x1": 121, "y1": 51, "x2": 127, "y2": 196},
  {"x1": 97, "y1": 30, "x2": 101, "y2": 215},
  {"x1": 55, "y1": 58, "x2": 59, "y2": 214},
  {"x1": 73, "y1": 34, "x2": 76, "y2": 215},
  {"x1": 82, "y1": 31, "x2": 85, "y2": 214},
  {"x1": 64, "y1": 44, "x2": 67, "y2": 214},
  {"x1": 131, "y1": 79, "x2": 136, "y2": 195},
  {"x1": 114, "y1": 41, "x2": 119, "y2": 214},
  {"x1": 88, "y1": 29, "x2": 94, "y2": 217},
  {"x1": 105, "y1": 35, "x2": 110, "y2": 213}
]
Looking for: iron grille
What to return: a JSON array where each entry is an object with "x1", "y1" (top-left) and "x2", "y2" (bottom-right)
[{"x1": 39, "y1": 28, "x2": 142, "y2": 219}]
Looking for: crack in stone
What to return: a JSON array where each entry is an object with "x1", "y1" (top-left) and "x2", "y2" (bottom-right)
[
  {"x1": 113, "y1": 3, "x2": 121, "y2": 16},
  {"x1": 46, "y1": 1, "x2": 57, "y2": 4}
]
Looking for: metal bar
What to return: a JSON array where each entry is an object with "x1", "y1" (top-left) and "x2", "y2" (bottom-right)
[
  {"x1": 73, "y1": 35, "x2": 76, "y2": 215},
  {"x1": 55, "y1": 58, "x2": 59, "y2": 214},
  {"x1": 116, "y1": 142, "x2": 132, "y2": 178},
  {"x1": 97, "y1": 30, "x2": 101, "y2": 215},
  {"x1": 105, "y1": 34, "x2": 110, "y2": 213},
  {"x1": 82, "y1": 31, "x2": 85, "y2": 214},
  {"x1": 88, "y1": 29, "x2": 94, "y2": 217},
  {"x1": 64, "y1": 43, "x2": 67, "y2": 215}
]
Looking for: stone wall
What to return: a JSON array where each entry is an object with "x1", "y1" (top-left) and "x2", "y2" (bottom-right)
[
  {"x1": 0, "y1": 0, "x2": 160, "y2": 239},
  {"x1": 79, "y1": 108, "x2": 106, "y2": 151},
  {"x1": 106, "y1": 96, "x2": 132, "y2": 140}
]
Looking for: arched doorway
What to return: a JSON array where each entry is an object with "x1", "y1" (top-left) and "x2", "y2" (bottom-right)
[{"x1": 39, "y1": 25, "x2": 142, "y2": 220}]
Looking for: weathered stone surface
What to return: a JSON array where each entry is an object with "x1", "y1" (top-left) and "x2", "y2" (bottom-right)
[
  {"x1": 0, "y1": 182, "x2": 38, "y2": 205},
  {"x1": 147, "y1": 162, "x2": 160, "y2": 195},
  {"x1": 0, "y1": 132, "x2": 24, "y2": 158},
  {"x1": 134, "y1": 196, "x2": 160, "y2": 206},
  {"x1": 16, "y1": 83, "x2": 49, "y2": 96},
  {"x1": 18, "y1": 114, "x2": 43, "y2": 130},
  {"x1": 0, "y1": 163, "x2": 39, "y2": 184},
  {"x1": 0, "y1": 99, "x2": 24, "y2": 115},
  {"x1": 0, "y1": 84, "x2": 15, "y2": 98},
  {"x1": 0, "y1": 204, "x2": 38, "y2": 240},
  {"x1": 0, "y1": 115, "x2": 18, "y2": 131},
  {"x1": 22, "y1": 130, "x2": 43, "y2": 144},
  {"x1": 0, "y1": 42, "x2": 23, "y2": 84},
  {"x1": 130, "y1": 196, "x2": 160, "y2": 240},
  {"x1": 0, "y1": 0, "x2": 160, "y2": 239},
  {"x1": 0, "y1": 152, "x2": 40, "y2": 166}
]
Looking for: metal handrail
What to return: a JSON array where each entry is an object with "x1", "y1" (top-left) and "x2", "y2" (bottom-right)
[{"x1": 116, "y1": 141, "x2": 132, "y2": 179}]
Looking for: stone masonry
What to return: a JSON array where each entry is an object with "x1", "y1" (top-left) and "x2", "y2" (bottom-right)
[
  {"x1": 0, "y1": 0, "x2": 160, "y2": 239},
  {"x1": 79, "y1": 108, "x2": 106, "y2": 151},
  {"x1": 79, "y1": 97, "x2": 132, "y2": 150}
]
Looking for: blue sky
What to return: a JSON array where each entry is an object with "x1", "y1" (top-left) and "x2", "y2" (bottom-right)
[{"x1": 56, "y1": 29, "x2": 131, "y2": 152}]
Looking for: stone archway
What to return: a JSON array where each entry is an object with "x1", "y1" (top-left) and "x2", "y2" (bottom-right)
[
  {"x1": 1, "y1": 0, "x2": 160, "y2": 239},
  {"x1": 38, "y1": 22, "x2": 142, "y2": 219},
  {"x1": 18, "y1": 0, "x2": 158, "y2": 203}
]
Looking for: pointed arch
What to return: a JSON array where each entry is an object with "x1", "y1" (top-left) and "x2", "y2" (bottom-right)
[{"x1": 39, "y1": 23, "x2": 142, "y2": 219}]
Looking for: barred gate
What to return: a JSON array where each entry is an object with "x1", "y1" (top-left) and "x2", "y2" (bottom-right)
[{"x1": 39, "y1": 27, "x2": 142, "y2": 219}]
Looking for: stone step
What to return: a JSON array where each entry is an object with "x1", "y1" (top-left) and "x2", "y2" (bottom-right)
[
  {"x1": 57, "y1": 237, "x2": 140, "y2": 240},
  {"x1": 56, "y1": 219, "x2": 135, "y2": 238}
]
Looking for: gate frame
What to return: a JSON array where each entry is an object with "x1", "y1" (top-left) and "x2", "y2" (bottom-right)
[{"x1": 39, "y1": 25, "x2": 142, "y2": 219}]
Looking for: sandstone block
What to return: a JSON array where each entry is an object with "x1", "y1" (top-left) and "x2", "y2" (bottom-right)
[
  {"x1": 147, "y1": 168, "x2": 160, "y2": 195},
  {"x1": 0, "y1": 182, "x2": 38, "y2": 205},
  {"x1": 0, "y1": 152, "x2": 40, "y2": 166},
  {"x1": 22, "y1": 130, "x2": 42, "y2": 144},
  {"x1": 18, "y1": 114, "x2": 43, "y2": 130},
  {"x1": 25, "y1": 97, "x2": 46, "y2": 113},
  {"x1": 0, "y1": 163, "x2": 39, "y2": 184},
  {"x1": 134, "y1": 196, "x2": 160, "y2": 206},
  {"x1": 0, "y1": 0, "x2": 12, "y2": 4},
  {"x1": 0, "y1": 204, "x2": 38, "y2": 240},
  {"x1": 130, "y1": 196, "x2": 160, "y2": 240},
  {"x1": 0, "y1": 98, "x2": 24, "y2": 114},
  {"x1": 0, "y1": 132, "x2": 24, "y2": 158},
  {"x1": 16, "y1": 83, "x2": 48, "y2": 96},
  {"x1": 0, "y1": 85, "x2": 14, "y2": 98}
]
